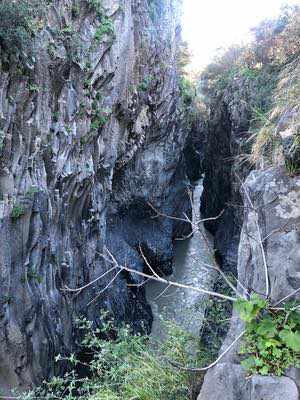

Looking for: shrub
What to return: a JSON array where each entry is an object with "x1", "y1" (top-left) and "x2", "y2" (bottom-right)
[
  {"x1": 24, "y1": 315, "x2": 202, "y2": 400},
  {"x1": 0, "y1": 0, "x2": 35, "y2": 67},
  {"x1": 179, "y1": 77, "x2": 196, "y2": 106},
  {"x1": 138, "y1": 75, "x2": 153, "y2": 92},
  {"x1": 94, "y1": 16, "x2": 114, "y2": 42},
  {"x1": 235, "y1": 294, "x2": 300, "y2": 376},
  {"x1": 87, "y1": 0, "x2": 104, "y2": 19},
  {"x1": 11, "y1": 203, "x2": 25, "y2": 220}
]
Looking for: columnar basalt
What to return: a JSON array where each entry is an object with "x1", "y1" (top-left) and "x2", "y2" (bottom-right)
[{"x1": 0, "y1": 0, "x2": 193, "y2": 394}]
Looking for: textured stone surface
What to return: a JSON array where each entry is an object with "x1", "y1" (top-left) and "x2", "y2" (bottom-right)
[
  {"x1": 250, "y1": 376, "x2": 299, "y2": 400},
  {"x1": 198, "y1": 367, "x2": 299, "y2": 400},
  {"x1": 198, "y1": 167, "x2": 300, "y2": 400},
  {"x1": 198, "y1": 363, "x2": 249, "y2": 400},
  {"x1": 0, "y1": 0, "x2": 193, "y2": 395}
]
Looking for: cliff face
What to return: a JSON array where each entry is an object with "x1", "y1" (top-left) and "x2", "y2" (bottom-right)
[
  {"x1": 198, "y1": 10, "x2": 300, "y2": 399},
  {"x1": 0, "y1": 0, "x2": 192, "y2": 394},
  {"x1": 198, "y1": 168, "x2": 300, "y2": 400}
]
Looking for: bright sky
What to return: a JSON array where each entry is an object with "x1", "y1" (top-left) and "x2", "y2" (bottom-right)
[{"x1": 182, "y1": 0, "x2": 299, "y2": 71}]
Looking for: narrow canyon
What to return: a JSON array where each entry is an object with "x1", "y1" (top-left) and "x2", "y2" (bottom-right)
[{"x1": 0, "y1": 1, "x2": 299, "y2": 399}]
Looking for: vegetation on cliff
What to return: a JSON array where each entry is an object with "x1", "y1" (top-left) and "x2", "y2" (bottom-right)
[
  {"x1": 23, "y1": 315, "x2": 202, "y2": 400},
  {"x1": 200, "y1": 5, "x2": 300, "y2": 172}
]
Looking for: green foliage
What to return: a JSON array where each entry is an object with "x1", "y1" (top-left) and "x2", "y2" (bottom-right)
[
  {"x1": 200, "y1": 6, "x2": 300, "y2": 166},
  {"x1": 285, "y1": 159, "x2": 300, "y2": 176},
  {"x1": 27, "y1": 266, "x2": 43, "y2": 284},
  {"x1": 235, "y1": 295, "x2": 300, "y2": 376},
  {"x1": 87, "y1": 0, "x2": 104, "y2": 18},
  {"x1": 26, "y1": 186, "x2": 39, "y2": 198},
  {"x1": 199, "y1": 280, "x2": 233, "y2": 366},
  {"x1": 179, "y1": 77, "x2": 196, "y2": 106},
  {"x1": 11, "y1": 203, "x2": 25, "y2": 220},
  {"x1": 91, "y1": 108, "x2": 111, "y2": 131},
  {"x1": 24, "y1": 314, "x2": 202, "y2": 400},
  {"x1": 0, "y1": 130, "x2": 5, "y2": 152},
  {"x1": 0, "y1": 0, "x2": 35, "y2": 68},
  {"x1": 138, "y1": 75, "x2": 153, "y2": 92},
  {"x1": 28, "y1": 83, "x2": 39, "y2": 94},
  {"x1": 94, "y1": 16, "x2": 114, "y2": 42}
]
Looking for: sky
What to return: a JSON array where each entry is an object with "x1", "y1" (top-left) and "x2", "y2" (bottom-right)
[{"x1": 182, "y1": 0, "x2": 299, "y2": 71}]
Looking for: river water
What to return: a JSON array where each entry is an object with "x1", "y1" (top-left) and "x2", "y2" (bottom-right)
[{"x1": 146, "y1": 180, "x2": 217, "y2": 339}]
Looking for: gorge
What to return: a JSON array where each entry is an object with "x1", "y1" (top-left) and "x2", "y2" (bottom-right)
[{"x1": 0, "y1": 1, "x2": 299, "y2": 399}]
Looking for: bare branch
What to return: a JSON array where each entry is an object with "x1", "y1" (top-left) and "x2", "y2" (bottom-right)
[
  {"x1": 236, "y1": 173, "x2": 270, "y2": 298},
  {"x1": 148, "y1": 201, "x2": 224, "y2": 225},
  {"x1": 262, "y1": 221, "x2": 293, "y2": 242},
  {"x1": 139, "y1": 244, "x2": 160, "y2": 279},
  {"x1": 168, "y1": 329, "x2": 246, "y2": 372},
  {"x1": 105, "y1": 248, "x2": 237, "y2": 302},
  {"x1": 87, "y1": 269, "x2": 123, "y2": 306},
  {"x1": 273, "y1": 287, "x2": 300, "y2": 307},
  {"x1": 63, "y1": 266, "x2": 117, "y2": 294},
  {"x1": 199, "y1": 261, "x2": 245, "y2": 298},
  {"x1": 154, "y1": 283, "x2": 172, "y2": 300}
]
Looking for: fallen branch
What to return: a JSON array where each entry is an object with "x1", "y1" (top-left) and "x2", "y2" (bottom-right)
[
  {"x1": 273, "y1": 287, "x2": 300, "y2": 307},
  {"x1": 168, "y1": 329, "x2": 246, "y2": 372},
  {"x1": 105, "y1": 248, "x2": 237, "y2": 303},
  {"x1": 63, "y1": 266, "x2": 117, "y2": 294},
  {"x1": 148, "y1": 201, "x2": 224, "y2": 225},
  {"x1": 236, "y1": 174, "x2": 270, "y2": 298}
]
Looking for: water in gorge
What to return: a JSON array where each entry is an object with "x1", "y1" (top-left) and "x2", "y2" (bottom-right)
[{"x1": 146, "y1": 179, "x2": 217, "y2": 339}]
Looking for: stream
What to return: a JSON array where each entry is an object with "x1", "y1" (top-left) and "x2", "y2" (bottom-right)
[{"x1": 146, "y1": 180, "x2": 217, "y2": 339}]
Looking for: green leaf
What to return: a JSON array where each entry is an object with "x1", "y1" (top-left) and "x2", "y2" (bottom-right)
[
  {"x1": 279, "y1": 331, "x2": 300, "y2": 351},
  {"x1": 259, "y1": 365, "x2": 269, "y2": 375},
  {"x1": 256, "y1": 316, "x2": 277, "y2": 337},
  {"x1": 241, "y1": 356, "x2": 256, "y2": 371}
]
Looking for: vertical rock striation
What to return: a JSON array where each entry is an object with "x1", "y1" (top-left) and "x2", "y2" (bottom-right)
[
  {"x1": 0, "y1": 0, "x2": 193, "y2": 394},
  {"x1": 198, "y1": 168, "x2": 300, "y2": 400}
]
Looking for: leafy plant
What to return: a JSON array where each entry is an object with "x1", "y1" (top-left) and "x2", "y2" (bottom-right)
[
  {"x1": 94, "y1": 16, "x2": 114, "y2": 42},
  {"x1": 90, "y1": 108, "x2": 111, "y2": 131},
  {"x1": 24, "y1": 314, "x2": 201, "y2": 400},
  {"x1": 0, "y1": 130, "x2": 5, "y2": 152},
  {"x1": 87, "y1": 0, "x2": 104, "y2": 19},
  {"x1": 27, "y1": 266, "x2": 43, "y2": 284},
  {"x1": 28, "y1": 83, "x2": 39, "y2": 94},
  {"x1": 0, "y1": 0, "x2": 35, "y2": 68},
  {"x1": 235, "y1": 294, "x2": 300, "y2": 376},
  {"x1": 11, "y1": 203, "x2": 25, "y2": 220},
  {"x1": 26, "y1": 186, "x2": 39, "y2": 198},
  {"x1": 179, "y1": 77, "x2": 196, "y2": 106},
  {"x1": 138, "y1": 75, "x2": 153, "y2": 92},
  {"x1": 285, "y1": 160, "x2": 300, "y2": 176}
]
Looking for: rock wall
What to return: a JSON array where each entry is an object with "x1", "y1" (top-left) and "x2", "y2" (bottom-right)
[
  {"x1": 198, "y1": 167, "x2": 300, "y2": 400},
  {"x1": 0, "y1": 0, "x2": 192, "y2": 395}
]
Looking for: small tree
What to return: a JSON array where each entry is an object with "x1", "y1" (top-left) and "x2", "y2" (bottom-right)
[{"x1": 0, "y1": 0, "x2": 35, "y2": 68}]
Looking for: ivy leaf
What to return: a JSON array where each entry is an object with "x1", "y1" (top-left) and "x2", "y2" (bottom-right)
[
  {"x1": 259, "y1": 365, "x2": 269, "y2": 375},
  {"x1": 241, "y1": 356, "x2": 256, "y2": 371},
  {"x1": 254, "y1": 358, "x2": 264, "y2": 367},
  {"x1": 279, "y1": 330, "x2": 300, "y2": 351},
  {"x1": 256, "y1": 317, "x2": 277, "y2": 337}
]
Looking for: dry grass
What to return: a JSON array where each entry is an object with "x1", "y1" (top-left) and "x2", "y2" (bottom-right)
[{"x1": 250, "y1": 57, "x2": 300, "y2": 166}]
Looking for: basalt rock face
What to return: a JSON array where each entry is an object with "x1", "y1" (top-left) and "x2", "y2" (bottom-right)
[
  {"x1": 198, "y1": 167, "x2": 300, "y2": 400},
  {"x1": 183, "y1": 114, "x2": 206, "y2": 182},
  {"x1": 0, "y1": 0, "x2": 192, "y2": 395},
  {"x1": 200, "y1": 96, "x2": 246, "y2": 274},
  {"x1": 200, "y1": 69, "x2": 276, "y2": 273}
]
